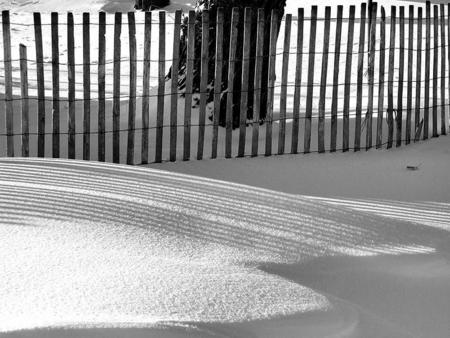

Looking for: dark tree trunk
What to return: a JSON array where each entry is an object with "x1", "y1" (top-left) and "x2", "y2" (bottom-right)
[{"x1": 168, "y1": 0, "x2": 286, "y2": 128}]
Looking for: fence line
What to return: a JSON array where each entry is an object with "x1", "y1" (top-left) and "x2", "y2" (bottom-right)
[{"x1": 0, "y1": 1, "x2": 449, "y2": 165}]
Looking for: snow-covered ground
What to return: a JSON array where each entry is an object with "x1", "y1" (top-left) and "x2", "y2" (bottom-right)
[{"x1": 0, "y1": 136, "x2": 449, "y2": 337}]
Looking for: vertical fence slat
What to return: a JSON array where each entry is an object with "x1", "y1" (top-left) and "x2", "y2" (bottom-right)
[
  {"x1": 330, "y1": 6, "x2": 343, "y2": 152},
  {"x1": 112, "y1": 13, "x2": 122, "y2": 163},
  {"x1": 127, "y1": 12, "x2": 137, "y2": 165},
  {"x1": 366, "y1": 2, "x2": 377, "y2": 150},
  {"x1": 304, "y1": 6, "x2": 317, "y2": 154},
  {"x1": 265, "y1": 10, "x2": 279, "y2": 157},
  {"x1": 396, "y1": 7, "x2": 405, "y2": 147},
  {"x1": 67, "y1": 12, "x2": 76, "y2": 159},
  {"x1": 387, "y1": 6, "x2": 396, "y2": 148},
  {"x1": 20, "y1": 44, "x2": 29, "y2": 157},
  {"x1": 355, "y1": 3, "x2": 366, "y2": 151},
  {"x1": 291, "y1": 8, "x2": 304, "y2": 154},
  {"x1": 212, "y1": 8, "x2": 224, "y2": 159},
  {"x1": 198, "y1": 9, "x2": 210, "y2": 160},
  {"x1": 170, "y1": 10, "x2": 180, "y2": 162},
  {"x1": 83, "y1": 13, "x2": 91, "y2": 160},
  {"x1": 440, "y1": 3, "x2": 447, "y2": 135},
  {"x1": 406, "y1": 6, "x2": 414, "y2": 145},
  {"x1": 343, "y1": 6, "x2": 355, "y2": 152},
  {"x1": 2, "y1": 11, "x2": 13, "y2": 157},
  {"x1": 251, "y1": 8, "x2": 264, "y2": 157},
  {"x1": 98, "y1": 12, "x2": 106, "y2": 162},
  {"x1": 376, "y1": 6, "x2": 386, "y2": 148},
  {"x1": 34, "y1": 12, "x2": 45, "y2": 157},
  {"x1": 155, "y1": 11, "x2": 166, "y2": 163},
  {"x1": 318, "y1": 7, "x2": 331, "y2": 154},
  {"x1": 424, "y1": 2, "x2": 431, "y2": 140},
  {"x1": 183, "y1": 10, "x2": 195, "y2": 161},
  {"x1": 51, "y1": 12, "x2": 60, "y2": 158},
  {"x1": 238, "y1": 8, "x2": 252, "y2": 158},
  {"x1": 448, "y1": 3, "x2": 450, "y2": 135},
  {"x1": 225, "y1": 8, "x2": 239, "y2": 158},
  {"x1": 142, "y1": 12, "x2": 151, "y2": 164},
  {"x1": 277, "y1": 13, "x2": 291, "y2": 155},
  {"x1": 432, "y1": 5, "x2": 439, "y2": 137},
  {"x1": 415, "y1": 8, "x2": 423, "y2": 142}
]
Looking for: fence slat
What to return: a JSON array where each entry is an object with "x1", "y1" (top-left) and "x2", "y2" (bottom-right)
[
  {"x1": 432, "y1": 5, "x2": 439, "y2": 138},
  {"x1": 318, "y1": 7, "x2": 331, "y2": 154},
  {"x1": 67, "y1": 12, "x2": 76, "y2": 160},
  {"x1": 355, "y1": 3, "x2": 366, "y2": 152},
  {"x1": 440, "y1": 3, "x2": 447, "y2": 135},
  {"x1": 330, "y1": 6, "x2": 343, "y2": 152},
  {"x1": 366, "y1": 2, "x2": 377, "y2": 150},
  {"x1": 34, "y1": 12, "x2": 45, "y2": 157},
  {"x1": 212, "y1": 8, "x2": 224, "y2": 159},
  {"x1": 448, "y1": 3, "x2": 450, "y2": 135},
  {"x1": 198, "y1": 10, "x2": 210, "y2": 160},
  {"x1": 278, "y1": 13, "x2": 291, "y2": 155},
  {"x1": 225, "y1": 8, "x2": 239, "y2": 158},
  {"x1": 406, "y1": 6, "x2": 414, "y2": 145},
  {"x1": 142, "y1": 12, "x2": 151, "y2": 164},
  {"x1": 112, "y1": 13, "x2": 122, "y2": 163},
  {"x1": 387, "y1": 6, "x2": 396, "y2": 148},
  {"x1": 376, "y1": 6, "x2": 386, "y2": 149},
  {"x1": 83, "y1": 13, "x2": 91, "y2": 160},
  {"x1": 251, "y1": 8, "x2": 264, "y2": 157},
  {"x1": 424, "y1": 2, "x2": 431, "y2": 140},
  {"x1": 415, "y1": 8, "x2": 423, "y2": 142},
  {"x1": 2, "y1": 11, "x2": 13, "y2": 157},
  {"x1": 155, "y1": 11, "x2": 166, "y2": 163},
  {"x1": 238, "y1": 8, "x2": 252, "y2": 158},
  {"x1": 396, "y1": 7, "x2": 405, "y2": 147},
  {"x1": 51, "y1": 12, "x2": 60, "y2": 158},
  {"x1": 20, "y1": 44, "x2": 29, "y2": 157},
  {"x1": 127, "y1": 12, "x2": 137, "y2": 165},
  {"x1": 304, "y1": 6, "x2": 317, "y2": 154},
  {"x1": 343, "y1": 6, "x2": 355, "y2": 152},
  {"x1": 183, "y1": 10, "x2": 195, "y2": 161},
  {"x1": 98, "y1": 12, "x2": 106, "y2": 162},
  {"x1": 265, "y1": 10, "x2": 279, "y2": 157},
  {"x1": 170, "y1": 10, "x2": 180, "y2": 162}
]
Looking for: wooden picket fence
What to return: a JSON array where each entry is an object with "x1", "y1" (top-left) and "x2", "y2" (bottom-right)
[{"x1": 0, "y1": 1, "x2": 449, "y2": 165}]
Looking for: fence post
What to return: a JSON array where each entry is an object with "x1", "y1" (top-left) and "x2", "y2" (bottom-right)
[
  {"x1": 406, "y1": 6, "x2": 414, "y2": 145},
  {"x1": 318, "y1": 7, "x2": 331, "y2": 154},
  {"x1": 415, "y1": 8, "x2": 423, "y2": 142},
  {"x1": 440, "y1": 3, "x2": 447, "y2": 135},
  {"x1": 20, "y1": 44, "x2": 29, "y2": 157},
  {"x1": 278, "y1": 13, "x2": 291, "y2": 155},
  {"x1": 83, "y1": 13, "x2": 91, "y2": 160},
  {"x1": 198, "y1": 9, "x2": 210, "y2": 160},
  {"x1": 366, "y1": 2, "x2": 377, "y2": 150},
  {"x1": 212, "y1": 8, "x2": 224, "y2": 159},
  {"x1": 2, "y1": 11, "x2": 14, "y2": 157},
  {"x1": 127, "y1": 12, "x2": 137, "y2": 165},
  {"x1": 432, "y1": 5, "x2": 439, "y2": 138},
  {"x1": 98, "y1": 12, "x2": 106, "y2": 162},
  {"x1": 291, "y1": 8, "x2": 304, "y2": 155},
  {"x1": 34, "y1": 12, "x2": 45, "y2": 157},
  {"x1": 304, "y1": 6, "x2": 317, "y2": 154},
  {"x1": 142, "y1": 11, "x2": 151, "y2": 164},
  {"x1": 330, "y1": 6, "x2": 343, "y2": 153},
  {"x1": 355, "y1": 3, "x2": 366, "y2": 152},
  {"x1": 155, "y1": 11, "x2": 166, "y2": 163},
  {"x1": 343, "y1": 6, "x2": 355, "y2": 152},
  {"x1": 251, "y1": 8, "x2": 264, "y2": 157},
  {"x1": 67, "y1": 12, "x2": 76, "y2": 159},
  {"x1": 238, "y1": 8, "x2": 252, "y2": 158},
  {"x1": 424, "y1": 1, "x2": 431, "y2": 140},
  {"x1": 51, "y1": 12, "x2": 60, "y2": 158},
  {"x1": 170, "y1": 10, "x2": 181, "y2": 162},
  {"x1": 183, "y1": 10, "x2": 195, "y2": 161},
  {"x1": 376, "y1": 6, "x2": 386, "y2": 149},
  {"x1": 113, "y1": 13, "x2": 122, "y2": 163}
]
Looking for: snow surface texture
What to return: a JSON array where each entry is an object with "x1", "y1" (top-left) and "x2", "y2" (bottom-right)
[{"x1": 0, "y1": 157, "x2": 444, "y2": 335}]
